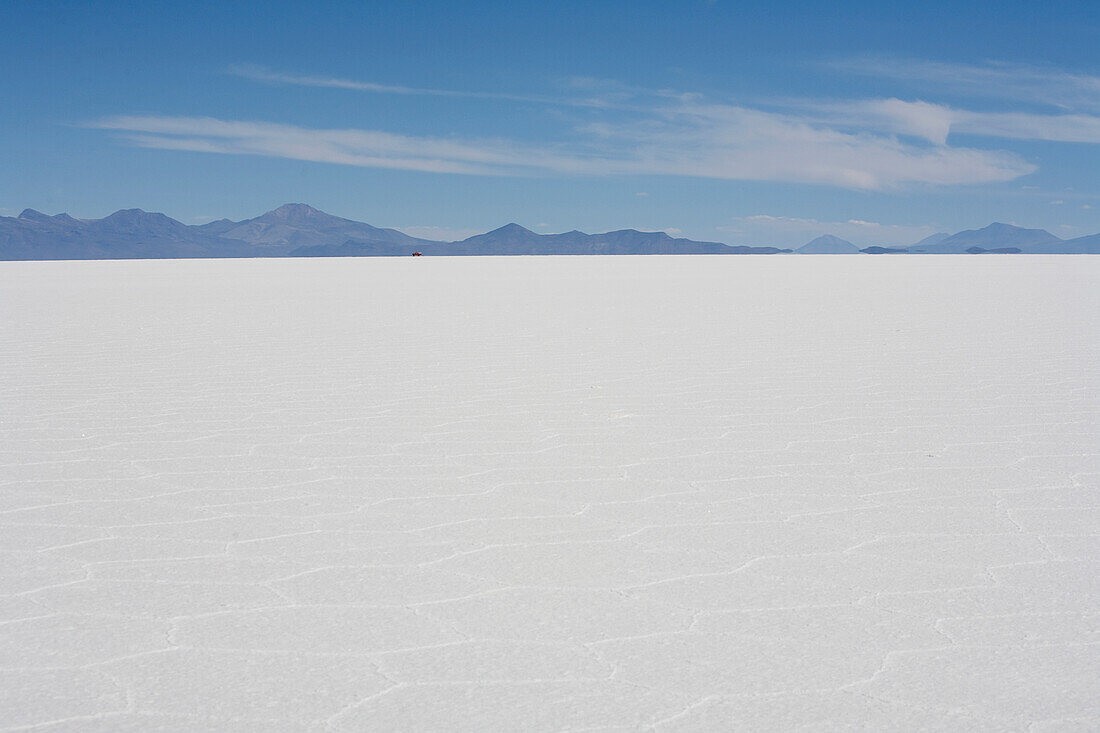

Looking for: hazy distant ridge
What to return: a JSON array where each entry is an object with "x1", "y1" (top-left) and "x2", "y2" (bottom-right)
[
  {"x1": 292, "y1": 223, "x2": 789, "y2": 257},
  {"x1": 0, "y1": 204, "x2": 787, "y2": 260},
  {"x1": 2, "y1": 204, "x2": 1098, "y2": 260}
]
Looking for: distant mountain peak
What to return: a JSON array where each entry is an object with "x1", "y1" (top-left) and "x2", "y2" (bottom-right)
[
  {"x1": 214, "y1": 203, "x2": 428, "y2": 250},
  {"x1": 278, "y1": 203, "x2": 315, "y2": 212},
  {"x1": 102, "y1": 208, "x2": 158, "y2": 221},
  {"x1": 17, "y1": 209, "x2": 83, "y2": 227},
  {"x1": 920, "y1": 222, "x2": 1062, "y2": 253},
  {"x1": 966, "y1": 222, "x2": 1058, "y2": 237},
  {"x1": 100, "y1": 209, "x2": 179, "y2": 225},
  {"x1": 796, "y1": 234, "x2": 860, "y2": 254},
  {"x1": 489, "y1": 223, "x2": 536, "y2": 235},
  {"x1": 89, "y1": 209, "x2": 192, "y2": 238},
  {"x1": 269, "y1": 203, "x2": 325, "y2": 220}
]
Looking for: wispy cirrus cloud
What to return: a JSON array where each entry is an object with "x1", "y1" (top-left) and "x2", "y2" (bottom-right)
[
  {"x1": 236, "y1": 62, "x2": 1100, "y2": 147},
  {"x1": 951, "y1": 110, "x2": 1100, "y2": 143},
  {"x1": 227, "y1": 64, "x2": 630, "y2": 109},
  {"x1": 90, "y1": 102, "x2": 1034, "y2": 190},
  {"x1": 798, "y1": 98, "x2": 1100, "y2": 145},
  {"x1": 827, "y1": 57, "x2": 1100, "y2": 112},
  {"x1": 230, "y1": 64, "x2": 446, "y2": 96},
  {"x1": 594, "y1": 101, "x2": 1033, "y2": 188},
  {"x1": 91, "y1": 116, "x2": 569, "y2": 175},
  {"x1": 201, "y1": 63, "x2": 1093, "y2": 187},
  {"x1": 81, "y1": 60, "x2": 1100, "y2": 194}
]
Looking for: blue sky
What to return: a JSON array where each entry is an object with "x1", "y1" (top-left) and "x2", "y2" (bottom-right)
[{"x1": 2, "y1": 0, "x2": 1099, "y2": 246}]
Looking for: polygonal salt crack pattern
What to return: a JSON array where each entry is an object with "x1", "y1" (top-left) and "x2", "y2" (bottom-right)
[{"x1": 1, "y1": 256, "x2": 1098, "y2": 731}]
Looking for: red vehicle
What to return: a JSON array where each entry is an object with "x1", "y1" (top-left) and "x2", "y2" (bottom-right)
[{"x1": 412, "y1": 251, "x2": 422, "y2": 256}]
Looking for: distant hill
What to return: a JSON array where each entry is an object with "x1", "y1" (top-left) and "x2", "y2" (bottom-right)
[
  {"x1": 861, "y1": 246, "x2": 909, "y2": 254},
  {"x1": 1055, "y1": 233, "x2": 1100, "y2": 254},
  {"x1": 212, "y1": 203, "x2": 431, "y2": 255},
  {"x1": 965, "y1": 246, "x2": 1023, "y2": 254},
  {"x1": 292, "y1": 223, "x2": 789, "y2": 257},
  {"x1": 0, "y1": 208, "x2": 248, "y2": 260},
  {"x1": 903, "y1": 225, "x2": 1100, "y2": 254},
  {"x1": 795, "y1": 235, "x2": 861, "y2": 254},
  {"x1": 907, "y1": 232, "x2": 950, "y2": 250},
  {"x1": 914, "y1": 223, "x2": 1061, "y2": 253},
  {"x1": 3, "y1": 204, "x2": 1099, "y2": 260}
]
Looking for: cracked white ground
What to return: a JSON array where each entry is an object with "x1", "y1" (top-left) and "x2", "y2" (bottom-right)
[{"x1": 2, "y1": 255, "x2": 1098, "y2": 731}]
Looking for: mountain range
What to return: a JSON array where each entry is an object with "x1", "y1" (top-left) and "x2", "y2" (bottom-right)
[
  {"x1": 837, "y1": 224, "x2": 1098, "y2": 255},
  {"x1": 2, "y1": 203, "x2": 1098, "y2": 260}
]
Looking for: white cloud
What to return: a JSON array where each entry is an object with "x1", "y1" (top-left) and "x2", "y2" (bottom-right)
[
  {"x1": 94, "y1": 116, "x2": 551, "y2": 175},
  {"x1": 230, "y1": 64, "x2": 440, "y2": 96},
  {"x1": 103, "y1": 55, "x2": 1085, "y2": 198},
  {"x1": 604, "y1": 101, "x2": 1033, "y2": 188},
  {"x1": 92, "y1": 111, "x2": 1033, "y2": 190},
  {"x1": 793, "y1": 97, "x2": 1100, "y2": 145},
  {"x1": 951, "y1": 110, "x2": 1100, "y2": 143},
  {"x1": 828, "y1": 58, "x2": 1100, "y2": 112},
  {"x1": 220, "y1": 62, "x2": 1100, "y2": 189},
  {"x1": 227, "y1": 64, "x2": 628, "y2": 110},
  {"x1": 808, "y1": 98, "x2": 954, "y2": 144},
  {"x1": 805, "y1": 59, "x2": 1100, "y2": 145}
]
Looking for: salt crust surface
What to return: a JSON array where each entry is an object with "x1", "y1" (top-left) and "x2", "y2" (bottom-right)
[{"x1": 1, "y1": 255, "x2": 1097, "y2": 731}]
